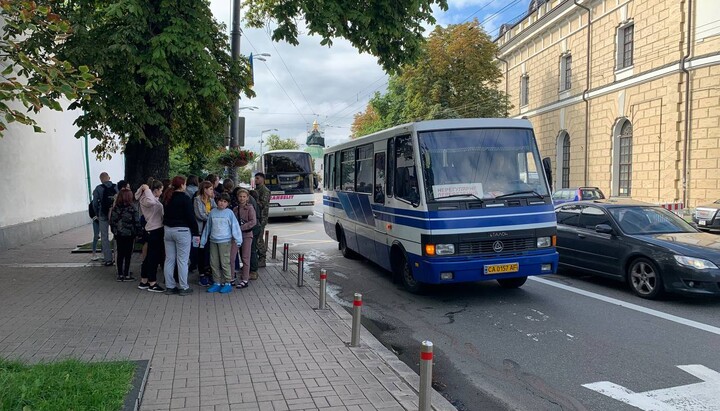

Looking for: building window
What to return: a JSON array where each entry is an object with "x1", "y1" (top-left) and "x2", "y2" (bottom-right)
[
  {"x1": 560, "y1": 54, "x2": 572, "y2": 91},
  {"x1": 618, "y1": 121, "x2": 633, "y2": 196},
  {"x1": 617, "y1": 24, "x2": 634, "y2": 70},
  {"x1": 561, "y1": 134, "x2": 570, "y2": 188},
  {"x1": 520, "y1": 75, "x2": 529, "y2": 106}
]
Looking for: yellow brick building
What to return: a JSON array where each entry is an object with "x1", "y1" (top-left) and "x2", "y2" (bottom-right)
[{"x1": 495, "y1": 0, "x2": 720, "y2": 208}]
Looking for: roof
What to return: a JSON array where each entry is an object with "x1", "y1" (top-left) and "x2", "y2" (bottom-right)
[{"x1": 565, "y1": 198, "x2": 659, "y2": 208}]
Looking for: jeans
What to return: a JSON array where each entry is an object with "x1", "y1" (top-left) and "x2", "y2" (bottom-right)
[
  {"x1": 91, "y1": 219, "x2": 100, "y2": 254},
  {"x1": 141, "y1": 228, "x2": 164, "y2": 283},
  {"x1": 99, "y1": 218, "x2": 113, "y2": 263},
  {"x1": 209, "y1": 242, "x2": 232, "y2": 284},
  {"x1": 116, "y1": 235, "x2": 134, "y2": 277},
  {"x1": 164, "y1": 226, "x2": 191, "y2": 290}
]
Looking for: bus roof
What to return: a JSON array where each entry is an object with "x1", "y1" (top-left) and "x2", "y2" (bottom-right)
[
  {"x1": 262, "y1": 149, "x2": 310, "y2": 155},
  {"x1": 325, "y1": 118, "x2": 534, "y2": 153}
]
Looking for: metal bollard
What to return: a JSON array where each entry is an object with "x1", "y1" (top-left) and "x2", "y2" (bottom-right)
[
  {"x1": 350, "y1": 293, "x2": 362, "y2": 347},
  {"x1": 297, "y1": 254, "x2": 304, "y2": 287},
  {"x1": 271, "y1": 235, "x2": 278, "y2": 259},
  {"x1": 319, "y1": 269, "x2": 327, "y2": 310},
  {"x1": 282, "y1": 243, "x2": 289, "y2": 272},
  {"x1": 264, "y1": 230, "x2": 270, "y2": 253},
  {"x1": 418, "y1": 341, "x2": 433, "y2": 411}
]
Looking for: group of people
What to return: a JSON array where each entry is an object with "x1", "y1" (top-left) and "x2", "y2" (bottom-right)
[{"x1": 90, "y1": 172, "x2": 271, "y2": 295}]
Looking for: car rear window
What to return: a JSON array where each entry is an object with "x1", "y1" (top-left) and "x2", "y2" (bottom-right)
[{"x1": 580, "y1": 189, "x2": 605, "y2": 200}]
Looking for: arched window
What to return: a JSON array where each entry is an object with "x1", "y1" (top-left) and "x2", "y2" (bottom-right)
[
  {"x1": 561, "y1": 134, "x2": 570, "y2": 188},
  {"x1": 618, "y1": 121, "x2": 633, "y2": 196}
]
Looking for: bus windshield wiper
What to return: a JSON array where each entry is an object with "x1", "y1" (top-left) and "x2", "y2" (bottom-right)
[
  {"x1": 494, "y1": 190, "x2": 545, "y2": 200},
  {"x1": 434, "y1": 193, "x2": 483, "y2": 201}
]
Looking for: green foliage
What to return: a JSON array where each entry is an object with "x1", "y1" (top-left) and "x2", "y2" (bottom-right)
[
  {"x1": 0, "y1": 358, "x2": 135, "y2": 410},
  {"x1": 0, "y1": 0, "x2": 96, "y2": 136},
  {"x1": 237, "y1": 167, "x2": 252, "y2": 184},
  {"x1": 244, "y1": 0, "x2": 448, "y2": 73},
  {"x1": 169, "y1": 145, "x2": 192, "y2": 177},
  {"x1": 264, "y1": 134, "x2": 299, "y2": 151},
  {"x1": 50, "y1": 0, "x2": 254, "y2": 163},
  {"x1": 351, "y1": 20, "x2": 512, "y2": 138}
]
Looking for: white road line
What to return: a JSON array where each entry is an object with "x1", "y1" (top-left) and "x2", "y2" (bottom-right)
[{"x1": 530, "y1": 277, "x2": 720, "y2": 336}]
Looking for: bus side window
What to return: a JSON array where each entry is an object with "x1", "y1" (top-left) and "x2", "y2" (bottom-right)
[
  {"x1": 341, "y1": 149, "x2": 355, "y2": 191},
  {"x1": 335, "y1": 151, "x2": 342, "y2": 190},
  {"x1": 374, "y1": 152, "x2": 386, "y2": 203},
  {"x1": 326, "y1": 153, "x2": 334, "y2": 191}
]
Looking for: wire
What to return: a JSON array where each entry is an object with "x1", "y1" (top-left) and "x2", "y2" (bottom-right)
[{"x1": 263, "y1": 31, "x2": 317, "y2": 116}]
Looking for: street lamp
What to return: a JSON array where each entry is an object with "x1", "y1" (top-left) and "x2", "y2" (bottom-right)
[{"x1": 259, "y1": 128, "x2": 278, "y2": 157}]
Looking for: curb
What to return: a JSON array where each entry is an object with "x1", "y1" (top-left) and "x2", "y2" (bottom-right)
[{"x1": 274, "y1": 263, "x2": 457, "y2": 411}]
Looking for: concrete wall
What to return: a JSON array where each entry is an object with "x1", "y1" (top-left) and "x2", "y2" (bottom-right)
[{"x1": 0, "y1": 103, "x2": 124, "y2": 250}]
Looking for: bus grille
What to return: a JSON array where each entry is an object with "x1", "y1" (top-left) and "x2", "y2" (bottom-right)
[{"x1": 458, "y1": 238, "x2": 536, "y2": 256}]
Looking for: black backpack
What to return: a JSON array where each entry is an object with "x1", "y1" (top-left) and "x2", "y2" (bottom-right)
[{"x1": 100, "y1": 184, "x2": 117, "y2": 217}]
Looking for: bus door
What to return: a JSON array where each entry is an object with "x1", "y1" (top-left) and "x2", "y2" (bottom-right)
[
  {"x1": 372, "y1": 149, "x2": 391, "y2": 271},
  {"x1": 353, "y1": 144, "x2": 376, "y2": 257}
]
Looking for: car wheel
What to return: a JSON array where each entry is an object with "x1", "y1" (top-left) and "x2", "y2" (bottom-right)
[
  {"x1": 628, "y1": 258, "x2": 664, "y2": 299},
  {"x1": 301, "y1": 215, "x2": 309, "y2": 219},
  {"x1": 398, "y1": 253, "x2": 423, "y2": 293},
  {"x1": 497, "y1": 276, "x2": 528, "y2": 288},
  {"x1": 338, "y1": 228, "x2": 357, "y2": 259}
]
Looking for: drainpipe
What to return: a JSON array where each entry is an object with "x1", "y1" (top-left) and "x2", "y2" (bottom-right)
[
  {"x1": 575, "y1": 0, "x2": 591, "y2": 186},
  {"x1": 496, "y1": 53, "x2": 509, "y2": 117},
  {"x1": 84, "y1": 135, "x2": 92, "y2": 203},
  {"x1": 681, "y1": 0, "x2": 692, "y2": 208}
]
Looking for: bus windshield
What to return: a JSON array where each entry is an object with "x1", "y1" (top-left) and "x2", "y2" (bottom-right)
[
  {"x1": 418, "y1": 128, "x2": 549, "y2": 201},
  {"x1": 264, "y1": 152, "x2": 313, "y2": 195}
]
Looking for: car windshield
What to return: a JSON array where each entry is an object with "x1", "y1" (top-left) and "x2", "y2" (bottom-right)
[
  {"x1": 418, "y1": 128, "x2": 549, "y2": 201},
  {"x1": 609, "y1": 206, "x2": 696, "y2": 235}
]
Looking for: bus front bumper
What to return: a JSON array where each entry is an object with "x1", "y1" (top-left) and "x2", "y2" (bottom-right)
[
  {"x1": 269, "y1": 205, "x2": 314, "y2": 217},
  {"x1": 409, "y1": 250, "x2": 559, "y2": 284}
]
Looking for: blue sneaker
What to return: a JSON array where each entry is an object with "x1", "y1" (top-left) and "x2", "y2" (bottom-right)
[
  {"x1": 220, "y1": 283, "x2": 233, "y2": 294},
  {"x1": 207, "y1": 283, "x2": 221, "y2": 293},
  {"x1": 199, "y1": 276, "x2": 210, "y2": 287}
]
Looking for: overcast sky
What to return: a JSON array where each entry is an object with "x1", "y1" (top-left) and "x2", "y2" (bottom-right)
[{"x1": 207, "y1": 0, "x2": 529, "y2": 153}]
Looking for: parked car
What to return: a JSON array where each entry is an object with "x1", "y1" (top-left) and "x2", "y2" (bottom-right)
[
  {"x1": 555, "y1": 199, "x2": 720, "y2": 299},
  {"x1": 693, "y1": 199, "x2": 720, "y2": 232},
  {"x1": 552, "y1": 187, "x2": 605, "y2": 205}
]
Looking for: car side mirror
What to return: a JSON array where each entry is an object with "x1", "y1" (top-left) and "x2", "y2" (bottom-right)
[
  {"x1": 542, "y1": 157, "x2": 552, "y2": 192},
  {"x1": 595, "y1": 224, "x2": 614, "y2": 234}
]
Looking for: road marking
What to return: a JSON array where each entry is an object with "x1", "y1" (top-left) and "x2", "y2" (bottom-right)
[
  {"x1": 529, "y1": 277, "x2": 720, "y2": 336},
  {"x1": 583, "y1": 364, "x2": 720, "y2": 410}
]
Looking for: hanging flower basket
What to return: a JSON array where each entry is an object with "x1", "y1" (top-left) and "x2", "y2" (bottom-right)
[{"x1": 218, "y1": 148, "x2": 255, "y2": 168}]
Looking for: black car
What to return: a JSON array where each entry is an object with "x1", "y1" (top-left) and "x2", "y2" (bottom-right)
[
  {"x1": 555, "y1": 199, "x2": 720, "y2": 299},
  {"x1": 693, "y1": 199, "x2": 720, "y2": 232}
]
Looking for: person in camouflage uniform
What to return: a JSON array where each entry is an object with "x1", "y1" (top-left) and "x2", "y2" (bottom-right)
[{"x1": 254, "y1": 172, "x2": 271, "y2": 272}]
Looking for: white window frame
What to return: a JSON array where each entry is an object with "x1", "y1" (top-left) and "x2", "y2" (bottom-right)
[
  {"x1": 615, "y1": 21, "x2": 635, "y2": 80},
  {"x1": 520, "y1": 75, "x2": 529, "y2": 107},
  {"x1": 559, "y1": 53, "x2": 572, "y2": 92}
]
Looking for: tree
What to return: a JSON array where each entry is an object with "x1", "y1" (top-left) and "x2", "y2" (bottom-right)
[
  {"x1": 264, "y1": 134, "x2": 299, "y2": 151},
  {"x1": 49, "y1": 0, "x2": 253, "y2": 187},
  {"x1": 0, "y1": 0, "x2": 96, "y2": 136},
  {"x1": 351, "y1": 20, "x2": 511, "y2": 138},
  {"x1": 245, "y1": 0, "x2": 448, "y2": 73}
]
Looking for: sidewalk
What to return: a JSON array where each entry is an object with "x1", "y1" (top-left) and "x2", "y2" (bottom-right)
[{"x1": 0, "y1": 225, "x2": 456, "y2": 411}]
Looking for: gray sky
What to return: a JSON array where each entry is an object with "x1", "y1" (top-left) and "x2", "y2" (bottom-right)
[{"x1": 207, "y1": 0, "x2": 529, "y2": 153}]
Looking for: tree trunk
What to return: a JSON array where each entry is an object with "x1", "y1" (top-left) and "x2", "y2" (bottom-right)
[{"x1": 124, "y1": 126, "x2": 170, "y2": 189}]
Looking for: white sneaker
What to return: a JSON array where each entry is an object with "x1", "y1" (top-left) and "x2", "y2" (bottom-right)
[{"x1": 91, "y1": 255, "x2": 100, "y2": 261}]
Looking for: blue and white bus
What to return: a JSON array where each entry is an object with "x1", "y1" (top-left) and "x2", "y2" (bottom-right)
[{"x1": 322, "y1": 119, "x2": 558, "y2": 292}]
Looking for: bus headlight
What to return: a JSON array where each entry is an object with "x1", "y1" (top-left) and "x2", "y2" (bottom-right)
[
  {"x1": 537, "y1": 237, "x2": 552, "y2": 248},
  {"x1": 299, "y1": 201, "x2": 315, "y2": 206},
  {"x1": 436, "y1": 244, "x2": 455, "y2": 255}
]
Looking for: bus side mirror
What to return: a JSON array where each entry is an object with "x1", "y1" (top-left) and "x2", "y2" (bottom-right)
[{"x1": 542, "y1": 157, "x2": 552, "y2": 191}]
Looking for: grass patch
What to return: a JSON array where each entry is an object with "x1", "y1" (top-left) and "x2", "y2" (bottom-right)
[{"x1": 0, "y1": 358, "x2": 136, "y2": 411}]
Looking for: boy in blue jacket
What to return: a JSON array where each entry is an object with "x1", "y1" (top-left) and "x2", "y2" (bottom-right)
[{"x1": 200, "y1": 193, "x2": 242, "y2": 293}]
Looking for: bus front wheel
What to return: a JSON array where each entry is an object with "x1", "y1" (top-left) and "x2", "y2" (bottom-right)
[
  {"x1": 497, "y1": 276, "x2": 527, "y2": 289},
  {"x1": 398, "y1": 254, "x2": 423, "y2": 294}
]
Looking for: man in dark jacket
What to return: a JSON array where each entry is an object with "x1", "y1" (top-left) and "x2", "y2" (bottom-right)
[
  {"x1": 254, "y1": 172, "x2": 271, "y2": 271},
  {"x1": 92, "y1": 172, "x2": 117, "y2": 266}
]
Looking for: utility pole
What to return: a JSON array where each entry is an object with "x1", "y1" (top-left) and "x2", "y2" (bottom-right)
[{"x1": 229, "y1": 0, "x2": 242, "y2": 182}]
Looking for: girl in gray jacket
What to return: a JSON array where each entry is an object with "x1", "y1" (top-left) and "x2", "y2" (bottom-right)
[{"x1": 194, "y1": 181, "x2": 217, "y2": 285}]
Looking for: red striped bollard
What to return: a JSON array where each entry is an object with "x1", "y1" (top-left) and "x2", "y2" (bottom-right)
[
  {"x1": 297, "y1": 254, "x2": 304, "y2": 287},
  {"x1": 319, "y1": 269, "x2": 327, "y2": 310},
  {"x1": 282, "y1": 243, "x2": 289, "y2": 271},
  {"x1": 271, "y1": 235, "x2": 278, "y2": 259},
  {"x1": 419, "y1": 340, "x2": 433, "y2": 411},
  {"x1": 350, "y1": 293, "x2": 362, "y2": 347}
]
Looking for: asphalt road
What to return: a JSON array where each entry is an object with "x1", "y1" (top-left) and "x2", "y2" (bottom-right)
[{"x1": 265, "y1": 200, "x2": 720, "y2": 411}]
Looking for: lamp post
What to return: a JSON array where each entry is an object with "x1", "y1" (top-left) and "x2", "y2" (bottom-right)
[{"x1": 259, "y1": 128, "x2": 278, "y2": 158}]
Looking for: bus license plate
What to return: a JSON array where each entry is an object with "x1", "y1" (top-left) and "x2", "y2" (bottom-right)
[
  {"x1": 284, "y1": 207, "x2": 296, "y2": 211},
  {"x1": 699, "y1": 220, "x2": 707, "y2": 226},
  {"x1": 484, "y1": 263, "x2": 519, "y2": 275}
]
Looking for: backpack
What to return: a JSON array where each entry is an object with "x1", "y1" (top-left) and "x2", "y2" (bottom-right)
[
  {"x1": 100, "y1": 184, "x2": 117, "y2": 217},
  {"x1": 88, "y1": 201, "x2": 96, "y2": 219}
]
